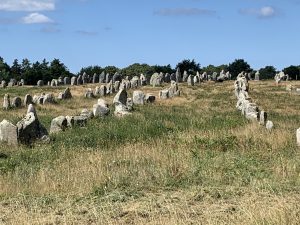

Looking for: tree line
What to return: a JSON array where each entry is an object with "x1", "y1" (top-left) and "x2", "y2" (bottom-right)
[{"x1": 0, "y1": 56, "x2": 299, "y2": 85}]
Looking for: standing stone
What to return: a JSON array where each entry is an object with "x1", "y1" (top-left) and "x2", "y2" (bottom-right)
[
  {"x1": 297, "y1": 128, "x2": 300, "y2": 146},
  {"x1": 80, "y1": 109, "x2": 94, "y2": 120},
  {"x1": 266, "y1": 120, "x2": 274, "y2": 131},
  {"x1": 99, "y1": 85, "x2": 107, "y2": 96},
  {"x1": 82, "y1": 72, "x2": 88, "y2": 84},
  {"x1": 114, "y1": 81, "x2": 120, "y2": 92},
  {"x1": 24, "y1": 94, "x2": 33, "y2": 106},
  {"x1": 255, "y1": 71, "x2": 260, "y2": 81},
  {"x1": 132, "y1": 91, "x2": 145, "y2": 105},
  {"x1": 94, "y1": 86, "x2": 101, "y2": 96},
  {"x1": 170, "y1": 73, "x2": 176, "y2": 82},
  {"x1": 50, "y1": 79, "x2": 58, "y2": 87},
  {"x1": 187, "y1": 75, "x2": 194, "y2": 86},
  {"x1": 164, "y1": 73, "x2": 171, "y2": 83},
  {"x1": 0, "y1": 120, "x2": 18, "y2": 146},
  {"x1": 212, "y1": 72, "x2": 217, "y2": 81},
  {"x1": 168, "y1": 81, "x2": 180, "y2": 97},
  {"x1": 3, "y1": 94, "x2": 10, "y2": 110},
  {"x1": 182, "y1": 71, "x2": 188, "y2": 82},
  {"x1": 113, "y1": 89, "x2": 131, "y2": 117},
  {"x1": 77, "y1": 75, "x2": 83, "y2": 85},
  {"x1": 1, "y1": 80, "x2": 7, "y2": 88},
  {"x1": 140, "y1": 74, "x2": 147, "y2": 85},
  {"x1": 92, "y1": 73, "x2": 99, "y2": 83},
  {"x1": 17, "y1": 105, "x2": 49, "y2": 145},
  {"x1": 131, "y1": 76, "x2": 140, "y2": 89},
  {"x1": 175, "y1": 68, "x2": 182, "y2": 83},
  {"x1": 99, "y1": 71, "x2": 105, "y2": 83},
  {"x1": 58, "y1": 77, "x2": 64, "y2": 85},
  {"x1": 71, "y1": 76, "x2": 77, "y2": 85},
  {"x1": 37, "y1": 80, "x2": 44, "y2": 87},
  {"x1": 63, "y1": 87, "x2": 72, "y2": 99},
  {"x1": 193, "y1": 75, "x2": 199, "y2": 84},
  {"x1": 105, "y1": 73, "x2": 111, "y2": 83},
  {"x1": 64, "y1": 77, "x2": 71, "y2": 85},
  {"x1": 12, "y1": 97, "x2": 22, "y2": 108},
  {"x1": 112, "y1": 72, "x2": 121, "y2": 83},
  {"x1": 50, "y1": 116, "x2": 68, "y2": 133},
  {"x1": 259, "y1": 111, "x2": 267, "y2": 126}
]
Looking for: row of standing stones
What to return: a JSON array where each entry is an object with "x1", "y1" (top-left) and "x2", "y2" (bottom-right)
[
  {"x1": 0, "y1": 81, "x2": 179, "y2": 146},
  {"x1": 235, "y1": 72, "x2": 300, "y2": 146}
]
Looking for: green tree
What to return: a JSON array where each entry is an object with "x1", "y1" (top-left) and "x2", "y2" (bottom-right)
[
  {"x1": 202, "y1": 64, "x2": 229, "y2": 75},
  {"x1": 79, "y1": 66, "x2": 103, "y2": 76},
  {"x1": 122, "y1": 63, "x2": 154, "y2": 78},
  {"x1": 176, "y1": 59, "x2": 201, "y2": 75},
  {"x1": 283, "y1": 65, "x2": 300, "y2": 80},
  {"x1": 259, "y1": 66, "x2": 276, "y2": 80},
  {"x1": 0, "y1": 57, "x2": 10, "y2": 81},
  {"x1": 228, "y1": 59, "x2": 252, "y2": 79},
  {"x1": 104, "y1": 66, "x2": 119, "y2": 75},
  {"x1": 152, "y1": 64, "x2": 174, "y2": 74},
  {"x1": 10, "y1": 59, "x2": 22, "y2": 80}
]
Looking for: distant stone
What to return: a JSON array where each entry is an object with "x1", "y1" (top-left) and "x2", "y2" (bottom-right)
[
  {"x1": 12, "y1": 97, "x2": 22, "y2": 108},
  {"x1": 84, "y1": 88, "x2": 95, "y2": 98},
  {"x1": 50, "y1": 79, "x2": 58, "y2": 87},
  {"x1": 64, "y1": 77, "x2": 71, "y2": 85},
  {"x1": 0, "y1": 120, "x2": 18, "y2": 146},
  {"x1": 71, "y1": 76, "x2": 77, "y2": 85},
  {"x1": 99, "y1": 71, "x2": 105, "y2": 83},
  {"x1": 3, "y1": 94, "x2": 10, "y2": 110},
  {"x1": 131, "y1": 76, "x2": 140, "y2": 89},
  {"x1": 114, "y1": 81, "x2": 120, "y2": 92},
  {"x1": 112, "y1": 72, "x2": 121, "y2": 83},
  {"x1": 99, "y1": 85, "x2": 107, "y2": 96},
  {"x1": 159, "y1": 89, "x2": 169, "y2": 99},
  {"x1": 175, "y1": 68, "x2": 182, "y2": 83},
  {"x1": 37, "y1": 80, "x2": 44, "y2": 87},
  {"x1": 50, "y1": 116, "x2": 68, "y2": 133},
  {"x1": 266, "y1": 120, "x2": 274, "y2": 131},
  {"x1": 105, "y1": 73, "x2": 111, "y2": 83},
  {"x1": 182, "y1": 71, "x2": 188, "y2": 82},
  {"x1": 43, "y1": 94, "x2": 55, "y2": 104},
  {"x1": 187, "y1": 75, "x2": 194, "y2": 86},
  {"x1": 168, "y1": 81, "x2": 180, "y2": 97},
  {"x1": 92, "y1": 73, "x2": 99, "y2": 83},
  {"x1": 1, "y1": 80, "x2": 7, "y2": 88},
  {"x1": 255, "y1": 71, "x2": 260, "y2": 81}
]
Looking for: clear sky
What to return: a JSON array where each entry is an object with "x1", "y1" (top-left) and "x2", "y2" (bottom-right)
[{"x1": 0, "y1": 0, "x2": 299, "y2": 73}]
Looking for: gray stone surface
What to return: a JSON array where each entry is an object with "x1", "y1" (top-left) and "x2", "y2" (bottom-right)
[
  {"x1": 0, "y1": 119, "x2": 18, "y2": 146},
  {"x1": 12, "y1": 97, "x2": 22, "y2": 108},
  {"x1": 50, "y1": 116, "x2": 68, "y2": 133},
  {"x1": 132, "y1": 90, "x2": 145, "y2": 105},
  {"x1": 24, "y1": 94, "x2": 33, "y2": 106}
]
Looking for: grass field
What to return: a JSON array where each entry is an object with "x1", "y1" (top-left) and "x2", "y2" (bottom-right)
[{"x1": 0, "y1": 80, "x2": 300, "y2": 224}]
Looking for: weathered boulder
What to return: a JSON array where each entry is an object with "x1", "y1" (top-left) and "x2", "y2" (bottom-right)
[
  {"x1": 24, "y1": 94, "x2": 33, "y2": 106},
  {"x1": 114, "y1": 81, "x2": 120, "y2": 92},
  {"x1": 99, "y1": 85, "x2": 107, "y2": 96},
  {"x1": 1, "y1": 80, "x2": 7, "y2": 88},
  {"x1": 12, "y1": 97, "x2": 22, "y2": 108},
  {"x1": 50, "y1": 79, "x2": 58, "y2": 87},
  {"x1": 168, "y1": 81, "x2": 180, "y2": 97},
  {"x1": 93, "y1": 99, "x2": 110, "y2": 117},
  {"x1": 113, "y1": 89, "x2": 131, "y2": 117},
  {"x1": 0, "y1": 120, "x2": 18, "y2": 146},
  {"x1": 16, "y1": 105, "x2": 49, "y2": 145},
  {"x1": 3, "y1": 94, "x2": 10, "y2": 110},
  {"x1": 50, "y1": 116, "x2": 68, "y2": 133},
  {"x1": 132, "y1": 90, "x2": 145, "y2": 105},
  {"x1": 131, "y1": 76, "x2": 140, "y2": 89}
]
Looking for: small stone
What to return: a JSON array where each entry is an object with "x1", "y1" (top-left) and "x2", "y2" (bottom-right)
[{"x1": 266, "y1": 120, "x2": 274, "y2": 131}]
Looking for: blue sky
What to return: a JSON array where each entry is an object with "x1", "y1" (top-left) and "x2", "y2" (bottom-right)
[{"x1": 0, "y1": 0, "x2": 299, "y2": 73}]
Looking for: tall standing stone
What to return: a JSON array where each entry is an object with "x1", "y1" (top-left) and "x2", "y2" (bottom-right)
[
  {"x1": 175, "y1": 68, "x2": 182, "y2": 83},
  {"x1": 24, "y1": 94, "x2": 33, "y2": 106},
  {"x1": 92, "y1": 73, "x2": 99, "y2": 83},
  {"x1": 99, "y1": 71, "x2": 105, "y2": 83},
  {"x1": 64, "y1": 77, "x2": 71, "y2": 85},
  {"x1": 3, "y1": 94, "x2": 10, "y2": 110},
  {"x1": 187, "y1": 75, "x2": 194, "y2": 86},
  {"x1": 255, "y1": 71, "x2": 260, "y2": 81},
  {"x1": 259, "y1": 111, "x2": 267, "y2": 125},
  {"x1": 12, "y1": 97, "x2": 22, "y2": 108},
  {"x1": 71, "y1": 76, "x2": 77, "y2": 85},
  {"x1": 182, "y1": 71, "x2": 188, "y2": 82}
]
